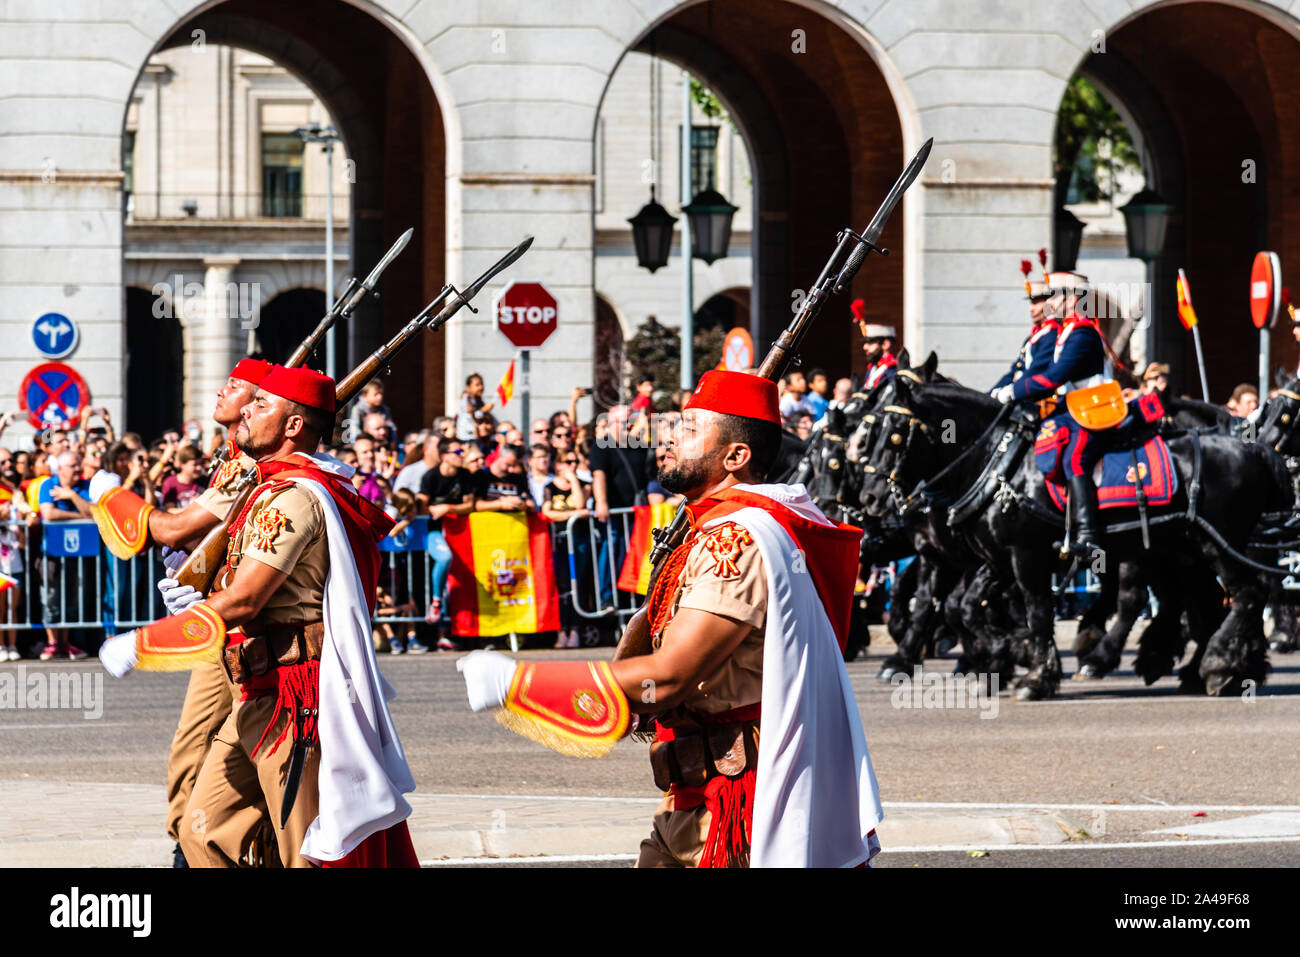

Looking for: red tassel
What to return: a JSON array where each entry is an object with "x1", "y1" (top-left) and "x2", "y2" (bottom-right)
[
  {"x1": 697, "y1": 769, "x2": 756, "y2": 868},
  {"x1": 250, "y1": 659, "x2": 320, "y2": 758}
]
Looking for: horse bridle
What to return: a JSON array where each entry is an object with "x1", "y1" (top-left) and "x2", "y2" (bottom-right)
[
  {"x1": 1266, "y1": 388, "x2": 1300, "y2": 453},
  {"x1": 865, "y1": 402, "x2": 931, "y2": 514}
]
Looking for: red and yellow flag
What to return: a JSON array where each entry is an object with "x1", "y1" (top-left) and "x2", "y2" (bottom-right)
[
  {"x1": 0, "y1": 572, "x2": 16, "y2": 595},
  {"x1": 497, "y1": 360, "x2": 515, "y2": 407},
  {"x1": 445, "y1": 512, "x2": 559, "y2": 636},
  {"x1": 617, "y1": 502, "x2": 678, "y2": 594},
  {"x1": 1176, "y1": 268, "x2": 1199, "y2": 330}
]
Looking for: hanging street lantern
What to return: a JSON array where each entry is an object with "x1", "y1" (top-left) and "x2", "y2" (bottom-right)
[
  {"x1": 682, "y1": 181, "x2": 738, "y2": 265},
  {"x1": 629, "y1": 185, "x2": 677, "y2": 273},
  {"x1": 1119, "y1": 187, "x2": 1173, "y2": 262}
]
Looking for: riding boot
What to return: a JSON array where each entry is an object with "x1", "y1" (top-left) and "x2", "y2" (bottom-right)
[{"x1": 1067, "y1": 475, "x2": 1103, "y2": 557}]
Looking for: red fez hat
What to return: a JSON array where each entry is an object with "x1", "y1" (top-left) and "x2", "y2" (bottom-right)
[
  {"x1": 230, "y1": 357, "x2": 274, "y2": 386},
  {"x1": 850, "y1": 298, "x2": 867, "y2": 322},
  {"x1": 684, "y1": 370, "x2": 780, "y2": 426},
  {"x1": 260, "y1": 366, "x2": 336, "y2": 415}
]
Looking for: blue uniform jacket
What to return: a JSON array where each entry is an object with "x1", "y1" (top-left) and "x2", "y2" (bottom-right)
[
  {"x1": 994, "y1": 320, "x2": 1060, "y2": 390},
  {"x1": 1012, "y1": 316, "x2": 1105, "y2": 402}
]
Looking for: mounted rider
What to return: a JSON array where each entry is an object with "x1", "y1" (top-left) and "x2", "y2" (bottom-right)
[
  {"x1": 991, "y1": 270, "x2": 1162, "y2": 557},
  {"x1": 990, "y1": 251, "x2": 1061, "y2": 397},
  {"x1": 852, "y1": 298, "x2": 898, "y2": 390}
]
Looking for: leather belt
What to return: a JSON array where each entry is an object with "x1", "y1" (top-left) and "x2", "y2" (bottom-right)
[
  {"x1": 648, "y1": 709, "x2": 760, "y2": 791},
  {"x1": 223, "y1": 620, "x2": 325, "y2": 685}
]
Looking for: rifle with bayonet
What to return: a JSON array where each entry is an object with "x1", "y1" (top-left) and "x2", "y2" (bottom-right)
[
  {"x1": 174, "y1": 235, "x2": 535, "y2": 596},
  {"x1": 207, "y1": 228, "x2": 414, "y2": 479},
  {"x1": 612, "y1": 138, "x2": 933, "y2": 662}
]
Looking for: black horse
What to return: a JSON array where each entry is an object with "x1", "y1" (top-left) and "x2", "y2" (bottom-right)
[{"x1": 857, "y1": 371, "x2": 1292, "y2": 698}]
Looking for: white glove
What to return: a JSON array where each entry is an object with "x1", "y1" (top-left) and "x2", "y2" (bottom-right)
[
  {"x1": 456, "y1": 650, "x2": 519, "y2": 712},
  {"x1": 157, "y1": 577, "x2": 203, "y2": 615},
  {"x1": 160, "y1": 546, "x2": 189, "y2": 575},
  {"x1": 992, "y1": 385, "x2": 1015, "y2": 405},
  {"x1": 99, "y1": 631, "x2": 139, "y2": 678}
]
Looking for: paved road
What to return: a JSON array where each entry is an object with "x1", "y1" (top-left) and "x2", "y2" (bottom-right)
[{"x1": 1, "y1": 625, "x2": 1298, "y2": 866}]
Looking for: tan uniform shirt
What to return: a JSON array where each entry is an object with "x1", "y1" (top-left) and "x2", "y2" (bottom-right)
[
  {"x1": 657, "y1": 520, "x2": 767, "y2": 716},
  {"x1": 195, "y1": 452, "x2": 257, "y2": 519},
  {"x1": 216, "y1": 481, "x2": 329, "y2": 626}
]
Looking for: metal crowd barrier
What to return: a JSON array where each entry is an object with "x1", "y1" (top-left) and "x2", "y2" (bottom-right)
[{"x1": 564, "y1": 506, "x2": 645, "y2": 630}]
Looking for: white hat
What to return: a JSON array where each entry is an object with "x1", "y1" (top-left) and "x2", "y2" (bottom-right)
[
  {"x1": 1046, "y1": 271, "x2": 1089, "y2": 294},
  {"x1": 861, "y1": 324, "x2": 896, "y2": 339}
]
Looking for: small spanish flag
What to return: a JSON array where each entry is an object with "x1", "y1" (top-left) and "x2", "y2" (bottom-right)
[
  {"x1": 1176, "y1": 268, "x2": 1199, "y2": 330},
  {"x1": 0, "y1": 572, "x2": 16, "y2": 595},
  {"x1": 497, "y1": 360, "x2": 515, "y2": 407},
  {"x1": 0, "y1": 481, "x2": 13, "y2": 505},
  {"x1": 617, "y1": 503, "x2": 678, "y2": 594}
]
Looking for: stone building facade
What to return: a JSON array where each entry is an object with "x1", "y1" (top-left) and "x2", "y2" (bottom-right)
[{"x1": 3, "y1": 0, "x2": 1299, "y2": 441}]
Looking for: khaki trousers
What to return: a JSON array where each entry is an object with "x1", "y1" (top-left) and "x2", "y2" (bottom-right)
[
  {"x1": 636, "y1": 793, "x2": 714, "y2": 868},
  {"x1": 181, "y1": 692, "x2": 321, "y2": 868},
  {"x1": 165, "y1": 661, "x2": 233, "y2": 843}
]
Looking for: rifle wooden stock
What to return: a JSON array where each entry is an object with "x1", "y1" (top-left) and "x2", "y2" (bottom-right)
[{"x1": 172, "y1": 483, "x2": 256, "y2": 594}]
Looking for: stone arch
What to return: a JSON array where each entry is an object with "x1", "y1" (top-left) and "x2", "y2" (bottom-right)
[
  {"x1": 593, "y1": 0, "x2": 911, "y2": 384},
  {"x1": 1061, "y1": 0, "x2": 1300, "y2": 398},
  {"x1": 121, "y1": 0, "x2": 451, "y2": 428}
]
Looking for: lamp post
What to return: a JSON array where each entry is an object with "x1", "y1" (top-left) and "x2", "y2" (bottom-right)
[
  {"x1": 1120, "y1": 186, "x2": 1173, "y2": 368},
  {"x1": 294, "y1": 122, "x2": 343, "y2": 377},
  {"x1": 680, "y1": 70, "x2": 694, "y2": 391},
  {"x1": 629, "y1": 186, "x2": 676, "y2": 273}
]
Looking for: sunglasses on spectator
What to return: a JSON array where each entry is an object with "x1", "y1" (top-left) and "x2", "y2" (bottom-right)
[
  {"x1": 562, "y1": 457, "x2": 578, "y2": 465},
  {"x1": 553, "y1": 430, "x2": 570, "y2": 437},
  {"x1": 447, "y1": 447, "x2": 464, "y2": 455}
]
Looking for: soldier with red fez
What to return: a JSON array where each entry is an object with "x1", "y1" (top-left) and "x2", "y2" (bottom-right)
[
  {"x1": 100, "y1": 366, "x2": 418, "y2": 868},
  {"x1": 458, "y1": 369, "x2": 883, "y2": 868},
  {"x1": 90, "y1": 355, "x2": 274, "y2": 867},
  {"x1": 991, "y1": 253, "x2": 1061, "y2": 395},
  {"x1": 851, "y1": 299, "x2": 898, "y2": 390}
]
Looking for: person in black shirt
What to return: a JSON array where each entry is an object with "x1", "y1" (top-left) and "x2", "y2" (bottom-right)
[
  {"x1": 472, "y1": 447, "x2": 534, "y2": 512},
  {"x1": 587, "y1": 406, "x2": 650, "y2": 614},
  {"x1": 417, "y1": 437, "x2": 476, "y2": 650}
]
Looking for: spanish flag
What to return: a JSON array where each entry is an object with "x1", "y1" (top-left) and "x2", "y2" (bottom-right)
[
  {"x1": 0, "y1": 571, "x2": 16, "y2": 595},
  {"x1": 497, "y1": 360, "x2": 515, "y2": 408},
  {"x1": 445, "y1": 512, "x2": 560, "y2": 636},
  {"x1": 617, "y1": 502, "x2": 678, "y2": 594},
  {"x1": 1176, "y1": 268, "x2": 1199, "y2": 330}
]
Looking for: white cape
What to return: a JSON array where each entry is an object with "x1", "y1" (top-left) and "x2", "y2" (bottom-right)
[
  {"x1": 702, "y1": 483, "x2": 883, "y2": 868},
  {"x1": 286, "y1": 471, "x2": 416, "y2": 864}
]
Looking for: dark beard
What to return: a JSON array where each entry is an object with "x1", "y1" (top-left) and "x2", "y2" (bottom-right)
[
  {"x1": 235, "y1": 423, "x2": 275, "y2": 459},
  {"x1": 658, "y1": 456, "x2": 713, "y2": 496}
]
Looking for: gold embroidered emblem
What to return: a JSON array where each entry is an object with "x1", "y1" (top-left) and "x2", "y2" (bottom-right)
[
  {"x1": 572, "y1": 688, "x2": 607, "y2": 722},
  {"x1": 181, "y1": 619, "x2": 211, "y2": 643},
  {"x1": 701, "y1": 524, "x2": 753, "y2": 579},
  {"x1": 249, "y1": 507, "x2": 287, "y2": 551},
  {"x1": 1126, "y1": 462, "x2": 1149, "y2": 484},
  {"x1": 214, "y1": 458, "x2": 243, "y2": 490}
]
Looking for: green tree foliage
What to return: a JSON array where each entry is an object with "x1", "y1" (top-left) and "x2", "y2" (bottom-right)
[
  {"x1": 1055, "y1": 76, "x2": 1140, "y2": 203},
  {"x1": 625, "y1": 314, "x2": 726, "y2": 409}
]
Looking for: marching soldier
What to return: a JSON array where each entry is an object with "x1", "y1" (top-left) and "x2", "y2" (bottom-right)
[
  {"x1": 457, "y1": 370, "x2": 883, "y2": 867},
  {"x1": 851, "y1": 298, "x2": 898, "y2": 390},
  {"x1": 100, "y1": 366, "x2": 418, "y2": 867},
  {"x1": 991, "y1": 256, "x2": 1061, "y2": 395},
  {"x1": 91, "y1": 356, "x2": 272, "y2": 867}
]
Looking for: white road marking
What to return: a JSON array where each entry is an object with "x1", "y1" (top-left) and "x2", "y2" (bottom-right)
[
  {"x1": 416, "y1": 794, "x2": 1300, "y2": 813},
  {"x1": 422, "y1": 853, "x2": 638, "y2": 866},
  {"x1": 881, "y1": 836, "x2": 1300, "y2": 853},
  {"x1": 1152, "y1": 811, "x2": 1300, "y2": 838},
  {"x1": 0, "y1": 722, "x2": 116, "y2": 730}
]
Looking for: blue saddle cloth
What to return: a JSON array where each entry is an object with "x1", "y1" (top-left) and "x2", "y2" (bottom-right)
[{"x1": 1043, "y1": 436, "x2": 1178, "y2": 511}]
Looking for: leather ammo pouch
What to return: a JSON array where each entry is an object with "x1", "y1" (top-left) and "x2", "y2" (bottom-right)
[
  {"x1": 648, "y1": 717, "x2": 760, "y2": 791},
  {"x1": 223, "y1": 621, "x2": 325, "y2": 684}
]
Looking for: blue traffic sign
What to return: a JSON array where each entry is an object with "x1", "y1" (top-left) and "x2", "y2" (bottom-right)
[
  {"x1": 31, "y1": 312, "x2": 78, "y2": 359},
  {"x1": 19, "y1": 362, "x2": 90, "y2": 429}
]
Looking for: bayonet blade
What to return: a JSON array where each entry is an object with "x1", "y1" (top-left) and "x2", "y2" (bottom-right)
[
  {"x1": 463, "y1": 235, "x2": 534, "y2": 301},
  {"x1": 360, "y1": 227, "x2": 414, "y2": 291},
  {"x1": 862, "y1": 137, "x2": 933, "y2": 247}
]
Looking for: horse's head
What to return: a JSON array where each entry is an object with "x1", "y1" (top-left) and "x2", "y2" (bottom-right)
[
  {"x1": 857, "y1": 372, "x2": 994, "y2": 518},
  {"x1": 1255, "y1": 379, "x2": 1300, "y2": 455}
]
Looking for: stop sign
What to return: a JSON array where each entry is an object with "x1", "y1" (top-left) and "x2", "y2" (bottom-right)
[
  {"x1": 494, "y1": 281, "x2": 558, "y2": 349},
  {"x1": 1250, "y1": 251, "x2": 1281, "y2": 330}
]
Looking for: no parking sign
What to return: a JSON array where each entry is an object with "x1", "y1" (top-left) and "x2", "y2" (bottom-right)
[{"x1": 18, "y1": 362, "x2": 90, "y2": 430}]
